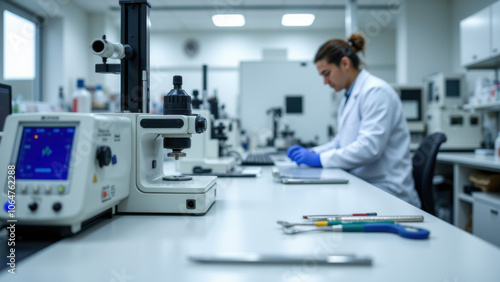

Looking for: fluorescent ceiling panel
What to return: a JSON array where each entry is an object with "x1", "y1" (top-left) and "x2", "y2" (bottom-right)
[
  {"x1": 212, "y1": 14, "x2": 245, "y2": 27},
  {"x1": 281, "y1": 14, "x2": 315, "y2": 26}
]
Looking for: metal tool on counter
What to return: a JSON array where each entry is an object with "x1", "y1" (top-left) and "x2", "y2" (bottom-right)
[
  {"x1": 303, "y1": 213, "x2": 377, "y2": 219},
  {"x1": 281, "y1": 223, "x2": 430, "y2": 240},
  {"x1": 302, "y1": 215, "x2": 424, "y2": 222},
  {"x1": 189, "y1": 253, "x2": 372, "y2": 265},
  {"x1": 277, "y1": 220, "x2": 394, "y2": 228}
]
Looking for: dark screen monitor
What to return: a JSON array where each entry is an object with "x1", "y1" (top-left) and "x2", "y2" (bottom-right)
[
  {"x1": 400, "y1": 88, "x2": 422, "y2": 121},
  {"x1": 285, "y1": 96, "x2": 303, "y2": 114},
  {"x1": 446, "y1": 79, "x2": 460, "y2": 97},
  {"x1": 0, "y1": 83, "x2": 12, "y2": 132}
]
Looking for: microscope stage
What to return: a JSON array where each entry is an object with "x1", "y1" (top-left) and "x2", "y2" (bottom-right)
[
  {"x1": 139, "y1": 175, "x2": 217, "y2": 193},
  {"x1": 118, "y1": 175, "x2": 217, "y2": 214}
]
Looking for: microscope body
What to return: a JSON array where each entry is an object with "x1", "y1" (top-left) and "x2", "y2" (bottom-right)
[{"x1": 112, "y1": 113, "x2": 217, "y2": 214}]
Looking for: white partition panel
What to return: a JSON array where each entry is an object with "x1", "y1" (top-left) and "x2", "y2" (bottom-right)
[{"x1": 239, "y1": 61, "x2": 340, "y2": 146}]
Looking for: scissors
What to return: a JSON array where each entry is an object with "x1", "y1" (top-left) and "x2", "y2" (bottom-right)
[{"x1": 282, "y1": 223, "x2": 430, "y2": 240}]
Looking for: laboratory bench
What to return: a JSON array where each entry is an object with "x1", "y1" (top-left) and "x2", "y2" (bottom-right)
[
  {"x1": 1, "y1": 164, "x2": 499, "y2": 281},
  {"x1": 436, "y1": 153, "x2": 500, "y2": 247}
]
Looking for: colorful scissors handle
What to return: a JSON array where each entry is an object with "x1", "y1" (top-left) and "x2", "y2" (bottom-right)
[{"x1": 343, "y1": 223, "x2": 430, "y2": 239}]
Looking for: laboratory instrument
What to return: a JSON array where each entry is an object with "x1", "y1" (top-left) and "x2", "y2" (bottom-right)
[
  {"x1": 393, "y1": 85, "x2": 426, "y2": 148},
  {"x1": 423, "y1": 73, "x2": 481, "y2": 150},
  {"x1": 115, "y1": 77, "x2": 217, "y2": 214},
  {"x1": 90, "y1": 1, "x2": 216, "y2": 214},
  {"x1": 0, "y1": 113, "x2": 132, "y2": 235},
  {"x1": 426, "y1": 106, "x2": 481, "y2": 150},
  {"x1": 178, "y1": 109, "x2": 237, "y2": 175},
  {"x1": 424, "y1": 73, "x2": 465, "y2": 108}
]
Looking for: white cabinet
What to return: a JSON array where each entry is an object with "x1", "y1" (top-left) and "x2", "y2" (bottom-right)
[
  {"x1": 492, "y1": 2, "x2": 500, "y2": 56},
  {"x1": 460, "y1": 6, "x2": 491, "y2": 67},
  {"x1": 473, "y1": 192, "x2": 500, "y2": 247}
]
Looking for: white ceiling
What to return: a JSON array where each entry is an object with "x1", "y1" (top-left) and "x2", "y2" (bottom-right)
[
  {"x1": 16, "y1": 0, "x2": 399, "y2": 31},
  {"x1": 76, "y1": 0, "x2": 399, "y2": 31}
]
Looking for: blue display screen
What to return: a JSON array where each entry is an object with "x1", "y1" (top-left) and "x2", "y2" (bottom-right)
[{"x1": 16, "y1": 126, "x2": 76, "y2": 180}]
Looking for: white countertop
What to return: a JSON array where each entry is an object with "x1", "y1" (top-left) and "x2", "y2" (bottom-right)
[
  {"x1": 437, "y1": 152, "x2": 500, "y2": 171},
  {"x1": 2, "y1": 164, "x2": 499, "y2": 281}
]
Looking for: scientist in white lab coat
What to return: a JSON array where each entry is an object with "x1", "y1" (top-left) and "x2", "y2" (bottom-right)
[{"x1": 287, "y1": 33, "x2": 421, "y2": 207}]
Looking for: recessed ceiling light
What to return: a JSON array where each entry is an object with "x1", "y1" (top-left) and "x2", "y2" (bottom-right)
[
  {"x1": 212, "y1": 14, "x2": 245, "y2": 27},
  {"x1": 281, "y1": 14, "x2": 315, "y2": 26}
]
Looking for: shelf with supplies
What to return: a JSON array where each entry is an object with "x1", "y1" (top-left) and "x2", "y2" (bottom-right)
[
  {"x1": 436, "y1": 153, "x2": 500, "y2": 247},
  {"x1": 464, "y1": 101, "x2": 500, "y2": 112}
]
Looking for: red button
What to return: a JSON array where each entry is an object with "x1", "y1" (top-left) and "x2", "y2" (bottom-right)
[{"x1": 103, "y1": 191, "x2": 107, "y2": 198}]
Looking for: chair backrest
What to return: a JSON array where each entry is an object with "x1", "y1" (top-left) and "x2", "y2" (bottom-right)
[{"x1": 412, "y1": 133, "x2": 447, "y2": 215}]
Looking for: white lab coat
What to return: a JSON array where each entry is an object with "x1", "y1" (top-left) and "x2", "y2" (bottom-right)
[{"x1": 312, "y1": 70, "x2": 421, "y2": 208}]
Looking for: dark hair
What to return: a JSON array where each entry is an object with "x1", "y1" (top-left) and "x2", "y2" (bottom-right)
[{"x1": 314, "y1": 33, "x2": 366, "y2": 69}]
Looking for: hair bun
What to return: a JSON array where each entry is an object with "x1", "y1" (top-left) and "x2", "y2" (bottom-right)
[{"x1": 347, "y1": 33, "x2": 366, "y2": 53}]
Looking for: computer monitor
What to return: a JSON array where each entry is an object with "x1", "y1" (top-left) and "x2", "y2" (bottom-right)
[
  {"x1": 400, "y1": 88, "x2": 422, "y2": 121},
  {"x1": 0, "y1": 83, "x2": 12, "y2": 132},
  {"x1": 285, "y1": 96, "x2": 303, "y2": 114}
]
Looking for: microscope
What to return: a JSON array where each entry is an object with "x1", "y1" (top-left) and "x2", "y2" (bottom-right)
[{"x1": 90, "y1": 0, "x2": 217, "y2": 214}]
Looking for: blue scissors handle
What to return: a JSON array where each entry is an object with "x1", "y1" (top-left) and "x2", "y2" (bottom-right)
[{"x1": 344, "y1": 223, "x2": 430, "y2": 239}]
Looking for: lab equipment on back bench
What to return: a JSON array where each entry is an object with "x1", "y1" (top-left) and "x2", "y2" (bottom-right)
[
  {"x1": 424, "y1": 73, "x2": 481, "y2": 150},
  {"x1": 393, "y1": 85, "x2": 426, "y2": 148},
  {"x1": 0, "y1": 113, "x2": 132, "y2": 236},
  {"x1": 424, "y1": 73, "x2": 465, "y2": 108},
  {"x1": 426, "y1": 106, "x2": 481, "y2": 150},
  {"x1": 179, "y1": 109, "x2": 237, "y2": 175}
]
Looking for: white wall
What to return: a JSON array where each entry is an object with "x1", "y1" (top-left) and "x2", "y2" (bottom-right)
[
  {"x1": 396, "y1": 0, "x2": 452, "y2": 85},
  {"x1": 61, "y1": 2, "x2": 90, "y2": 104},
  {"x1": 36, "y1": 1, "x2": 90, "y2": 104},
  {"x1": 150, "y1": 29, "x2": 396, "y2": 118},
  {"x1": 42, "y1": 17, "x2": 63, "y2": 104}
]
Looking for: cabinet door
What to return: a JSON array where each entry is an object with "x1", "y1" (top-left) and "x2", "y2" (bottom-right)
[
  {"x1": 473, "y1": 198, "x2": 500, "y2": 247},
  {"x1": 460, "y1": 6, "x2": 491, "y2": 66},
  {"x1": 492, "y1": 2, "x2": 500, "y2": 56}
]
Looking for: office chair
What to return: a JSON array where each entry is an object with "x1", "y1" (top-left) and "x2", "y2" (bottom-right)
[{"x1": 412, "y1": 133, "x2": 447, "y2": 215}]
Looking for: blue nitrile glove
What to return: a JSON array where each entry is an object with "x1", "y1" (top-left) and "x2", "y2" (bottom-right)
[
  {"x1": 287, "y1": 144, "x2": 304, "y2": 159},
  {"x1": 288, "y1": 147, "x2": 322, "y2": 167}
]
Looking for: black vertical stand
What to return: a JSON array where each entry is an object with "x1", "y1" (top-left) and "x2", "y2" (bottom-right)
[{"x1": 119, "y1": 0, "x2": 150, "y2": 113}]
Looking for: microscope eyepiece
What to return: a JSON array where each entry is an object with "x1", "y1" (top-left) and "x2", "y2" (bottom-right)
[
  {"x1": 164, "y1": 75, "x2": 192, "y2": 115},
  {"x1": 90, "y1": 38, "x2": 132, "y2": 60},
  {"x1": 173, "y1": 75, "x2": 183, "y2": 86},
  {"x1": 92, "y1": 40, "x2": 105, "y2": 53}
]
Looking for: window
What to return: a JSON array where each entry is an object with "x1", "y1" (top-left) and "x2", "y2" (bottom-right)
[
  {"x1": 0, "y1": 2, "x2": 42, "y2": 101},
  {"x1": 3, "y1": 10, "x2": 36, "y2": 80}
]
